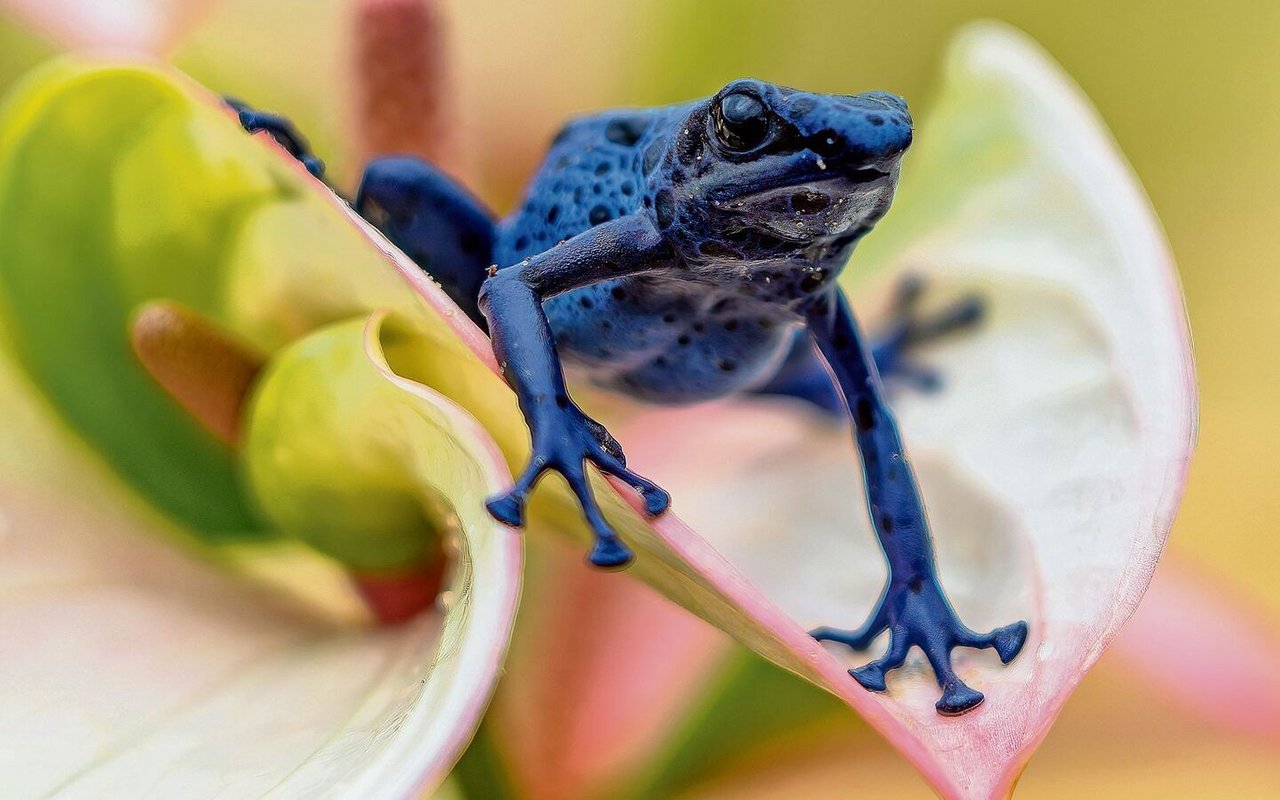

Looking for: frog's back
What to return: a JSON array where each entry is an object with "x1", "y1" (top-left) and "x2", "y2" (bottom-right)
[
  {"x1": 494, "y1": 104, "x2": 686, "y2": 266},
  {"x1": 492, "y1": 102, "x2": 797, "y2": 405}
]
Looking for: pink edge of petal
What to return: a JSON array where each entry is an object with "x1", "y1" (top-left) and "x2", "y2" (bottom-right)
[
  {"x1": 610, "y1": 398, "x2": 1059, "y2": 800},
  {"x1": 363, "y1": 396, "x2": 522, "y2": 800},
  {"x1": 357, "y1": 314, "x2": 524, "y2": 799},
  {"x1": 1112, "y1": 557, "x2": 1280, "y2": 744},
  {"x1": 602, "y1": 474, "x2": 1012, "y2": 800},
  {"x1": 981, "y1": 20, "x2": 1198, "y2": 644},
  {"x1": 885, "y1": 26, "x2": 1195, "y2": 797}
]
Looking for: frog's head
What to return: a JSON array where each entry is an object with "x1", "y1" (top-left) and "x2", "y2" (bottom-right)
[{"x1": 658, "y1": 79, "x2": 912, "y2": 264}]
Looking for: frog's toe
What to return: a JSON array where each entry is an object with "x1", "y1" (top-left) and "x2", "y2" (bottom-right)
[
  {"x1": 983, "y1": 620, "x2": 1030, "y2": 664},
  {"x1": 624, "y1": 474, "x2": 670, "y2": 517},
  {"x1": 847, "y1": 626, "x2": 910, "y2": 692},
  {"x1": 850, "y1": 662, "x2": 888, "y2": 692},
  {"x1": 485, "y1": 492, "x2": 526, "y2": 528},
  {"x1": 225, "y1": 97, "x2": 326, "y2": 180},
  {"x1": 909, "y1": 294, "x2": 985, "y2": 341},
  {"x1": 558, "y1": 458, "x2": 642, "y2": 572},
  {"x1": 301, "y1": 154, "x2": 326, "y2": 179},
  {"x1": 642, "y1": 485, "x2": 671, "y2": 516},
  {"x1": 810, "y1": 602, "x2": 888, "y2": 650},
  {"x1": 588, "y1": 535, "x2": 634, "y2": 569},
  {"x1": 890, "y1": 362, "x2": 942, "y2": 393},
  {"x1": 936, "y1": 681, "x2": 986, "y2": 716},
  {"x1": 595, "y1": 458, "x2": 672, "y2": 517},
  {"x1": 921, "y1": 635, "x2": 986, "y2": 716},
  {"x1": 486, "y1": 461, "x2": 545, "y2": 529}
]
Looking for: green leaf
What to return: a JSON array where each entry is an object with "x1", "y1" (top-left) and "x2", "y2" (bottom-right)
[{"x1": 0, "y1": 61, "x2": 277, "y2": 539}]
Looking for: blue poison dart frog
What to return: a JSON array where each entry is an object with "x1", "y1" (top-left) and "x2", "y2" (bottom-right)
[{"x1": 231, "y1": 79, "x2": 1028, "y2": 715}]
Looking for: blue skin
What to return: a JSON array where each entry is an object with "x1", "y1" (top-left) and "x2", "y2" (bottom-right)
[{"x1": 233, "y1": 80, "x2": 1027, "y2": 715}]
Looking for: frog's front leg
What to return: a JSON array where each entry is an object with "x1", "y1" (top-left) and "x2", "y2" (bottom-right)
[
  {"x1": 805, "y1": 289, "x2": 1028, "y2": 716},
  {"x1": 752, "y1": 276, "x2": 985, "y2": 413},
  {"x1": 478, "y1": 214, "x2": 672, "y2": 567}
]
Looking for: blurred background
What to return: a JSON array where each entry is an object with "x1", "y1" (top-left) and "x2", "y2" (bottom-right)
[{"x1": 1, "y1": 1, "x2": 1277, "y2": 797}]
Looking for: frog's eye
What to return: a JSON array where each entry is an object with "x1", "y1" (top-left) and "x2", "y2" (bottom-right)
[{"x1": 712, "y1": 91, "x2": 771, "y2": 152}]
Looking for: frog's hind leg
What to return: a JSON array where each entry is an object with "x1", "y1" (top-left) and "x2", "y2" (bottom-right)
[
  {"x1": 870, "y1": 274, "x2": 984, "y2": 392},
  {"x1": 225, "y1": 98, "x2": 327, "y2": 179},
  {"x1": 750, "y1": 275, "x2": 984, "y2": 412},
  {"x1": 225, "y1": 100, "x2": 495, "y2": 326},
  {"x1": 749, "y1": 330, "x2": 843, "y2": 414},
  {"x1": 355, "y1": 157, "x2": 497, "y2": 328}
]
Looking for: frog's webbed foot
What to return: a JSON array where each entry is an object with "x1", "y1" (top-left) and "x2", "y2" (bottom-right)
[
  {"x1": 871, "y1": 275, "x2": 984, "y2": 393},
  {"x1": 485, "y1": 404, "x2": 670, "y2": 568},
  {"x1": 812, "y1": 577, "x2": 1028, "y2": 715},
  {"x1": 224, "y1": 97, "x2": 326, "y2": 179}
]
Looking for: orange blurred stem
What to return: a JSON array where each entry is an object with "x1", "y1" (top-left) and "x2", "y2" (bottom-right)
[
  {"x1": 351, "y1": 558, "x2": 448, "y2": 624},
  {"x1": 129, "y1": 300, "x2": 265, "y2": 447},
  {"x1": 351, "y1": 0, "x2": 460, "y2": 174}
]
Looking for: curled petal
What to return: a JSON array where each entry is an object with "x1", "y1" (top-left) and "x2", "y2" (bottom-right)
[
  {"x1": 0, "y1": 59, "x2": 522, "y2": 795},
  {"x1": 0, "y1": 345, "x2": 521, "y2": 797}
]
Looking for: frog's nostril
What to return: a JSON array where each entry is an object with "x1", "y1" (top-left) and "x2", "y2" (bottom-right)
[{"x1": 811, "y1": 129, "x2": 845, "y2": 158}]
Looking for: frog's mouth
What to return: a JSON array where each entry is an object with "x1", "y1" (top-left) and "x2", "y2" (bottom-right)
[
  {"x1": 836, "y1": 166, "x2": 891, "y2": 184},
  {"x1": 730, "y1": 171, "x2": 896, "y2": 242}
]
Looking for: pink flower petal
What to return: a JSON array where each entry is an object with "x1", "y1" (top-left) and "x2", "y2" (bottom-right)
[
  {"x1": 1113, "y1": 556, "x2": 1280, "y2": 743},
  {"x1": 1, "y1": 0, "x2": 217, "y2": 54},
  {"x1": 490, "y1": 538, "x2": 731, "y2": 800}
]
